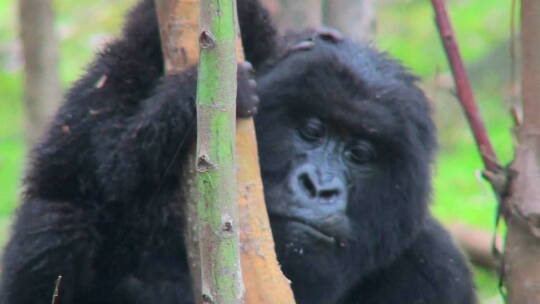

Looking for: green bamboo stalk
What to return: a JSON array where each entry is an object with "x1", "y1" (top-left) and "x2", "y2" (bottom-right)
[{"x1": 195, "y1": 0, "x2": 244, "y2": 303}]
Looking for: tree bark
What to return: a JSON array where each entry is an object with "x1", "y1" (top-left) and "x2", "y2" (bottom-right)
[
  {"x1": 325, "y1": 0, "x2": 376, "y2": 42},
  {"x1": 237, "y1": 118, "x2": 296, "y2": 304},
  {"x1": 233, "y1": 10, "x2": 296, "y2": 304},
  {"x1": 155, "y1": 0, "x2": 200, "y2": 74},
  {"x1": 18, "y1": 0, "x2": 62, "y2": 144},
  {"x1": 503, "y1": 1, "x2": 540, "y2": 302},
  {"x1": 155, "y1": 0, "x2": 203, "y2": 298}
]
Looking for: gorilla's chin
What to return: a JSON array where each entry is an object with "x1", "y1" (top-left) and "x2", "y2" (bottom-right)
[{"x1": 288, "y1": 221, "x2": 337, "y2": 245}]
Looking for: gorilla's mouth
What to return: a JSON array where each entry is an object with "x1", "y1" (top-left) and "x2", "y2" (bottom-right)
[{"x1": 270, "y1": 215, "x2": 337, "y2": 245}]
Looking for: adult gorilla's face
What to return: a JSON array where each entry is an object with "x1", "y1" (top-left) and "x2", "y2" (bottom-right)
[{"x1": 254, "y1": 37, "x2": 436, "y2": 303}]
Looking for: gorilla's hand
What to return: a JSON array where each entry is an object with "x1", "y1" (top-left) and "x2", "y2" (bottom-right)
[{"x1": 237, "y1": 61, "x2": 259, "y2": 117}]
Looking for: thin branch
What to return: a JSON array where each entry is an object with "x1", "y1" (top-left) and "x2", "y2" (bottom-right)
[
  {"x1": 431, "y1": 0, "x2": 500, "y2": 174},
  {"x1": 195, "y1": 0, "x2": 244, "y2": 302}
]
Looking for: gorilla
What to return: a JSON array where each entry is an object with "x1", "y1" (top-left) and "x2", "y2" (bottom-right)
[{"x1": 0, "y1": 0, "x2": 476, "y2": 303}]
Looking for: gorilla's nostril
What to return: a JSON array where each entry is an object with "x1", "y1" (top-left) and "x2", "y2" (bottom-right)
[
  {"x1": 320, "y1": 189, "x2": 340, "y2": 200},
  {"x1": 299, "y1": 173, "x2": 317, "y2": 198}
]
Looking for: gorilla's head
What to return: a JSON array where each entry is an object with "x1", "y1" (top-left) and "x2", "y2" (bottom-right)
[{"x1": 254, "y1": 34, "x2": 436, "y2": 303}]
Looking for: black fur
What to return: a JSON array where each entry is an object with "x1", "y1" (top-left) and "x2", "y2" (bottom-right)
[{"x1": 0, "y1": 1, "x2": 476, "y2": 303}]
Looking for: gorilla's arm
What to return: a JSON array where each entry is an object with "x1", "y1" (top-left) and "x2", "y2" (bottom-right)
[
  {"x1": 97, "y1": 60, "x2": 259, "y2": 202},
  {"x1": 97, "y1": 72, "x2": 198, "y2": 202}
]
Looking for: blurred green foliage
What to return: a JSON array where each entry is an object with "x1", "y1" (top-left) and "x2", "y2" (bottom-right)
[
  {"x1": 0, "y1": 0, "x2": 131, "y2": 216},
  {"x1": 0, "y1": 0, "x2": 515, "y2": 302}
]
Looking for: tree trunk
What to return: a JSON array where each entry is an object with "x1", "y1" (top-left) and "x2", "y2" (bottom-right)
[
  {"x1": 503, "y1": 1, "x2": 540, "y2": 302},
  {"x1": 237, "y1": 118, "x2": 296, "y2": 304},
  {"x1": 233, "y1": 10, "x2": 296, "y2": 304},
  {"x1": 196, "y1": 1, "x2": 244, "y2": 302},
  {"x1": 325, "y1": 0, "x2": 376, "y2": 42},
  {"x1": 156, "y1": 1, "x2": 294, "y2": 303},
  {"x1": 18, "y1": 0, "x2": 61, "y2": 144}
]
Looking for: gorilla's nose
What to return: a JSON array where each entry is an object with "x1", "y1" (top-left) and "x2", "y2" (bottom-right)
[{"x1": 292, "y1": 164, "x2": 346, "y2": 205}]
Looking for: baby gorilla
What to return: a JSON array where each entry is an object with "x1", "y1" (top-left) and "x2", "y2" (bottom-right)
[{"x1": 0, "y1": 0, "x2": 476, "y2": 303}]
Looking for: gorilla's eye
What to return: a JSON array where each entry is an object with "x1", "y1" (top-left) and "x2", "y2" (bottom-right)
[
  {"x1": 299, "y1": 118, "x2": 325, "y2": 142},
  {"x1": 346, "y1": 141, "x2": 376, "y2": 164}
]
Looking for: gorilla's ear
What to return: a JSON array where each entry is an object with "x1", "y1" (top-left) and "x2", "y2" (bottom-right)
[{"x1": 237, "y1": 0, "x2": 281, "y2": 68}]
